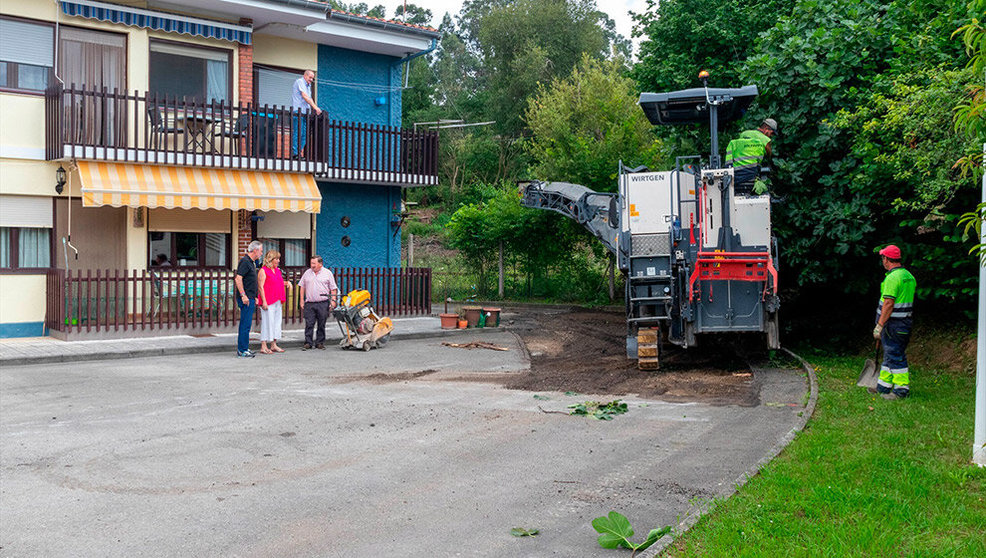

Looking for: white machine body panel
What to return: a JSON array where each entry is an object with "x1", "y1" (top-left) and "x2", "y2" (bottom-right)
[
  {"x1": 699, "y1": 168, "x2": 733, "y2": 249},
  {"x1": 620, "y1": 171, "x2": 675, "y2": 235},
  {"x1": 732, "y1": 196, "x2": 771, "y2": 247}
]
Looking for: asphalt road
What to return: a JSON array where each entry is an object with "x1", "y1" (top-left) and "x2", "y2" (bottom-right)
[{"x1": 0, "y1": 331, "x2": 807, "y2": 557}]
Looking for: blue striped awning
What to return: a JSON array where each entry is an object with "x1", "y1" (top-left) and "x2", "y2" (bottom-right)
[{"x1": 61, "y1": 0, "x2": 251, "y2": 44}]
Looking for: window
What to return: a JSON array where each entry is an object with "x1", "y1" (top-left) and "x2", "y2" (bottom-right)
[
  {"x1": 259, "y1": 238, "x2": 310, "y2": 267},
  {"x1": 255, "y1": 65, "x2": 307, "y2": 109},
  {"x1": 149, "y1": 232, "x2": 229, "y2": 268},
  {"x1": 0, "y1": 17, "x2": 53, "y2": 92},
  {"x1": 149, "y1": 42, "x2": 230, "y2": 103},
  {"x1": 0, "y1": 227, "x2": 52, "y2": 269}
]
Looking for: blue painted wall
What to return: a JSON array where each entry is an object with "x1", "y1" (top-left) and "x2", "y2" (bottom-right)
[
  {"x1": 0, "y1": 322, "x2": 45, "y2": 338},
  {"x1": 315, "y1": 181, "x2": 401, "y2": 268},
  {"x1": 314, "y1": 46, "x2": 405, "y2": 268},
  {"x1": 316, "y1": 45, "x2": 402, "y2": 127}
]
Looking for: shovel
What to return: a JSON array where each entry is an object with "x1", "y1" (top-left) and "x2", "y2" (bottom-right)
[{"x1": 856, "y1": 341, "x2": 881, "y2": 389}]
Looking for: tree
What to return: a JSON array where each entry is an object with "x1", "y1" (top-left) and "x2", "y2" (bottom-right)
[
  {"x1": 630, "y1": 0, "x2": 795, "y2": 169},
  {"x1": 524, "y1": 55, "x2": 667, "y2": 191},
  {"x1": 632, "y1": 0, "x2": 794, "y2": 93},
  {"x1": 476, "y1": 0, "x2": 621, "y2": 134},
  {"x1": 954, "y1": 0, "x2": 986, "y2": 265},
  {"x1": 446, "y1": 186, "x2": 606, "y2": 299},
  {"x1": 393, "y1": 3, "x2": 433, "y2": 26},
  {"x1": 831, "y1": 65, "x2": 979, "y2": 306},
  {"x1": 740, "y1": 0, "x2": 961, "y2": 290},
  {"x1": 328, "y1": 2, "x2": 386, "y2": 18}
]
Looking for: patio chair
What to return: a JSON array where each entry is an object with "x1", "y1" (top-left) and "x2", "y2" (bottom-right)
[
  {"x1": 215, "y1": 114, "x2": 249, "y2": 155},
  {"x1": 147, "y1": 106, "x2": 184, "y2": 150}
]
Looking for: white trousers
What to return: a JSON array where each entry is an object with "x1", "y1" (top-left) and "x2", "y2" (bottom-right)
[{"x1": 260, "y1": 300, "x2": 283, "y2": 341}]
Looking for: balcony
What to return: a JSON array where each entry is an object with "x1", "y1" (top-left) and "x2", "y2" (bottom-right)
[{"x1": 44, "y1": 84, "x2": 439, "y2": 186}]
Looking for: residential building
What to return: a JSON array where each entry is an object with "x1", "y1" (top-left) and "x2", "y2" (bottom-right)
[{"x1": 0, "y1": 0, "x2": 439, "y2": 338}]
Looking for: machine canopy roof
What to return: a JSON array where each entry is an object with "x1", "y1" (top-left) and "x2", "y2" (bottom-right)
[{"x1": 638, "y1": 86, "x2": 759, "y2": 126}]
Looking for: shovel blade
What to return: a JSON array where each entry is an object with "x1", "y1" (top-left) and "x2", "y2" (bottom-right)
[{"x1": 857, "y1": 359, "x2": 879, "y2": 388}]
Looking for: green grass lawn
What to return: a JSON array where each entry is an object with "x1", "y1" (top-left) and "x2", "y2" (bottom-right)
[{"x1": 666, "y1": 353, "x2": 986, "y2": 557}]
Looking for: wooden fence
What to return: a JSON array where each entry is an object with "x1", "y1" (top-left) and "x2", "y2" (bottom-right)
[{"x1": 45, "y1": 266, "x2": 432, "y2": 335}]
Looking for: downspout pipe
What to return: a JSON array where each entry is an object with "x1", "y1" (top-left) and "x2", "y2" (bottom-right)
[
  {"x1": 397, "y1": 38, "x2": 438, "y2": 64},
  {"x1": 398, "y1": 38, "x2": 437, "y2": 87},
  {"x1": 393, "y1": 38, "x2": 437, "y2": 115}
]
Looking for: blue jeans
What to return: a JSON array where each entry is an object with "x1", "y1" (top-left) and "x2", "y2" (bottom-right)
[
  {"x1": 291, "y1": 114, "x2": 307, "y2": 157},
  {"x1": 237, "y1": 298, "x2": 256, "y2": 353}
]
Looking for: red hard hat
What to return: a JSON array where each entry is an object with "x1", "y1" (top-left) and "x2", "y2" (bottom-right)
[{"x1": 879, "y1": 245, "x2": 901, "y2": 259}]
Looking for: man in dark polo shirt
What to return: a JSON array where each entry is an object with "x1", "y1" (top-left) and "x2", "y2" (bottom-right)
[{"x1": 234, "y1": 240, "x2": 263, "y2": 357}]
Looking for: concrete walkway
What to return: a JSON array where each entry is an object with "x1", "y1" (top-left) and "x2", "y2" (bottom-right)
[{"x1": 0, "y1": 316, "x2": 486, "y2": 367}]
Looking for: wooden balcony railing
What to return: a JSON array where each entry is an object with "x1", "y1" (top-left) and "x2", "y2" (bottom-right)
[
  {"x1": 45, "y1": 266, "x2": 432, "y2": 337},
  {"x1": 44, "y1": 84, "x2": 439, "y2": 186}
]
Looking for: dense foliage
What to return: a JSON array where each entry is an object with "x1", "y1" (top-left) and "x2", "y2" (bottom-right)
[{"x1": 733, "y1": 0, "x2": 976, "y2": 320}]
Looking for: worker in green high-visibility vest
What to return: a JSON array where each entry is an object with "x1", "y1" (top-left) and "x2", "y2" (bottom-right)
[
  {"x1": 870, "y1": 244, "x2": 917, "y2": 400},
  {"x1": 725, "y1": 118, "x2": 777, "y2": 195}
]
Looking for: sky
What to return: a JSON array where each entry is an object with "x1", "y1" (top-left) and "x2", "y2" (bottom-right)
[{"x1": 372, "y1": 0, "x2": 650, "y2": 55}]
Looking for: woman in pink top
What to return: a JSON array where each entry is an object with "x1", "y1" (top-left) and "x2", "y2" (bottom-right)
[{"x1": 257, "y1": 249, "x2": 286, "y2": 354}]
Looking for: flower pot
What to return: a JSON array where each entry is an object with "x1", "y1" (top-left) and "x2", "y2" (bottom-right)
[
  {"x1": 482, "y1": 307, "x2": 501, "y2": 327},
  {"x1": 463, "y1": 306, "x2": 482, "y2": 328},
  {"x1": 457, "y1": 319, "x2": 468, "y2": 329},
  {"x1": 439, "y1": 313, "x2": 458, "y2": 329}
]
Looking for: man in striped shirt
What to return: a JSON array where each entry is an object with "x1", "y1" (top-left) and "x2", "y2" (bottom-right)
[{"x1": 871, "y1": 244, "x2": 916, "y2": 400}]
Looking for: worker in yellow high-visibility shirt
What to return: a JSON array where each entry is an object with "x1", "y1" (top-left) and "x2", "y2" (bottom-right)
[{"x1": 725, "y1": 118, "x2": 776, "y2": 195}]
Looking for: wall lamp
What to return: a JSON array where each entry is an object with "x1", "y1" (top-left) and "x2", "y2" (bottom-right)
[{"x1": 55, "y1": 165, "x2": 66, "y2": 194}]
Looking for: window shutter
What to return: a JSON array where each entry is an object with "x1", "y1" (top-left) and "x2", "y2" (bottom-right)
[
  {"x1": 0, "y1": 195, "x2": 53, "y2": 228},
  {"x1": 0, "y1": 19, "x2": 53, "y2": 67}
]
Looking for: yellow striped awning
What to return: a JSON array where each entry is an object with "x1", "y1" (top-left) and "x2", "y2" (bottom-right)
[{"x1": 76, "y1": 162, "x2": 321, "y2": 213}]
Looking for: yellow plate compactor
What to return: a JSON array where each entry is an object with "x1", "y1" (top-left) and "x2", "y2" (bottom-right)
[{"x1": 333, "y1": 289, "x2": 393, "y2": 351}]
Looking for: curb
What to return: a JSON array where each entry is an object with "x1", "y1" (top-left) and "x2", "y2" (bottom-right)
[
  {"x1": 639, "y1": 348, "x2": 820, "y2": 557},
  {"x1": 0, "y1": 326, "x2": 509, "y2": 367}
]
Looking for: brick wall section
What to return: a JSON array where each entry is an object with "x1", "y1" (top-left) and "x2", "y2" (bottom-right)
[
  {"x1": 237, "y1": 20, "x2": 253, "y2": 104},
  {"x1": 237, "y1": 210, "x2": 253, "y2": 258},
  {"x1": 235, "y1": 27, "x2": 254, "y2": 259}
]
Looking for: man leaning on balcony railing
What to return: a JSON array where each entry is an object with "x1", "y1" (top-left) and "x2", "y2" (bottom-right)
[{"x1": 292, "y1": 70, "x2": 322, "y2": 157}]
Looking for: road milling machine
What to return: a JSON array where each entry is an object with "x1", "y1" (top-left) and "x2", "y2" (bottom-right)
[{"x1": 520, "y1": 81, "x2": 780, "y2": 370}]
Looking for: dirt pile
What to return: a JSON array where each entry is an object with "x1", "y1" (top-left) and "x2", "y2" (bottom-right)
[{"x1": 507, "y1": 309, "x2": 761, "y2": 406}]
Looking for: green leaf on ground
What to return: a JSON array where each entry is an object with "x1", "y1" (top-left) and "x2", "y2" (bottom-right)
[
  {"x1": 533, "y1": 394, "x2": 551, "y2": 400},
  {"x1": 591, "y1": 511, "x2": 670, "y2": 551},
  {"x1": 510, "y1": 527, "x2": 540, "y2": 537},
  {"x1": 568, "y1": 400, "x2": 629, "y2": 420}
]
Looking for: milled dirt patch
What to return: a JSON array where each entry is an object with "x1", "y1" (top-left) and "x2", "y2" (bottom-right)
[{"x1": 507, "y1": 309, "x2": 761, "y2": 406}]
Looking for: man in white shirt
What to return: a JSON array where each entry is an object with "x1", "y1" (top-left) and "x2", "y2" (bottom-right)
[{"x1": 291, "y1": 69, "x2": 323, "y2": 157}]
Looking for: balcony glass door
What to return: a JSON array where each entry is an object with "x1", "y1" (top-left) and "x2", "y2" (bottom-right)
[{"x1": 59, "y1": 27, "x2": 125, "y2": 146}]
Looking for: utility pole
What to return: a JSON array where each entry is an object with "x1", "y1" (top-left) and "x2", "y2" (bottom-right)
[{"x1": 974, "y1": 141, "x2": 985, "y2": 468}]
